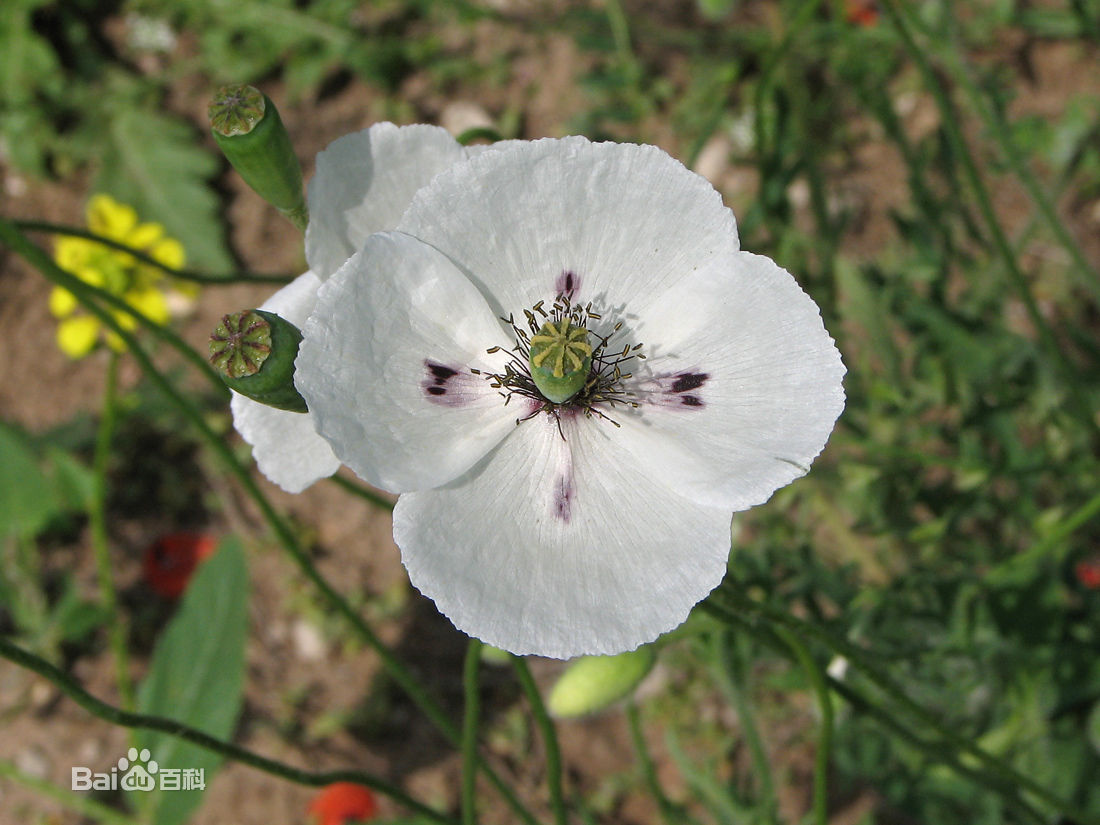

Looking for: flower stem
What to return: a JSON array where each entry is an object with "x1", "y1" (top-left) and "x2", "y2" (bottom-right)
[
  {"x1": 877, "y1": 0, "x2": 1099, "y2": 440},
  {"x1": 773, "y1": 626, "x2": 832, "y2": 825},
  {"x1": 0, "y1": 219, "x2": 539, "y2": 825},
  {"x1": 511, "y1": 656, "x2": 567, "y2": 825},
  {"x1": 327, "y1": 473, "x2": 395, "y2": 512},
  {"x1": 12, "y1": 220, "x2": 293, "y2": 284},
  {"x1": 91, "y1": 351, "x2": 133, "y2": 710},
  {"x1": 0, "y1": 637, "x2": 456, "y2": 824},
  {"x1": 626, "y1": 702, "x2": 687, "y2": 825},
  {"x1": 708, "y1": 586, "x2": 1095, "y2": 824},
  {"x1": 462, "y1": 638, "x2": 484, "y2": 825}
]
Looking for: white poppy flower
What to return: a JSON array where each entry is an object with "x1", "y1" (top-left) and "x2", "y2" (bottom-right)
[
  {"x1": 296, "y1": 136, "x2": 846, "y2": 658},
  {"x1": 231, "y1": 123, "x2": 472, "y2": 493}
]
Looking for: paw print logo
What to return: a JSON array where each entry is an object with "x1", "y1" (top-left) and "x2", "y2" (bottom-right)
[{"x1": 118, "y1": 747, "x2": 158, "y2": 792}]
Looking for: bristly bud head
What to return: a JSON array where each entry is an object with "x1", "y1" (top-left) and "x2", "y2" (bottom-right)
[
  {"x1": 208, "y1": 84, "x2": 266, "y2": 137},
  {"x1": 209, "y1": 85, "x2": 308, "y2": 231},
  {"x1": 210, "y1": 310, "x2": 271, "y2": 379},
  {"x1": 209, "y1": 309, "x2": 308, "y2": 413},
  {"x1": 529, "y1": 318, "x2": 592, "y2": 404}
]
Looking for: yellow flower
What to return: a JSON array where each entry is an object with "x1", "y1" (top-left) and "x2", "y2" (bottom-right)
[{"x1": 50, "y1": 194, "x2": 189, "y2": 359}]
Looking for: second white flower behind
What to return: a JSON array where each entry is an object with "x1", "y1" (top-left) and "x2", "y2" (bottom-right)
[{"x1": 296, "y1": 137, "x2": 846, "y2": 659}]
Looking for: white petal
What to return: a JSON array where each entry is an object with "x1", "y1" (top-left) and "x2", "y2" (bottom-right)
[
  {"x1": 229, "y1": 271, "x2": 340, "y2": 493},
  {"x1": 615, "y1": 252, "x2": 845, "y2": 510},
  {"x1": 296, "y1": 232, "x2": 517, "y2": 493},
  {"x1": 394, "y1": 413, "x2": 732, "y2": 659},
  {"x1": 304, "y1": 123, "x2": 467, "y2": 279},
  {"x1": 397, "y1": 136, "x2": 739, "y2": 317}
]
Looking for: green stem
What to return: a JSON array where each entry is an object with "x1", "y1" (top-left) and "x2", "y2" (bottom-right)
[
  {"x1": 90, "y1": 351, "x2": 133, "y2": 710},
  {"x1": 626, "y1": 703, "x2": 685, "y2": 825},
  {"x1": 0, "y1": 218, "x2": 539, "y2": 825},
  {"x1": 700, "y1": 600, "x2": 1049, "y2": 824},
  {"x1": 772, "y1": 627, "x2": 832, "y2": 825},
  {"x1": 878, "y1": 0, "x2": 1099, "y2": 439},
  {"x1": 462, "y1": 638, "x2": 484, "y2": 825},
  {"x1": 13, "y1": 221, "x2": 293, "y2": 284},
  {"x1": 711, "y1": 632, "x2": 778, "y2": 822},
  {"x1": 921, "y1": 6, "x2": 1100, "y2": 301},
  {"x1": 512, "y1": 657, "x2": 567, "y2": 825},
  {"x1": 0, "y1": 759, "x2": 141, "y2": 825},
  {"x1": 710, "y1": 586, "x2": 1096, "y2": 824},
  {"x1": 0, "y1": 636, "x2": 455, "y2": 824},
  {"x1": 326, "y1": 473, "x2": 395, "y2": 512}
]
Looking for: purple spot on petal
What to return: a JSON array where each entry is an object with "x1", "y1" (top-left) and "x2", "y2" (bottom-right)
[
  {"x1": 555, "y1": 269, "x2": 581, "y2": 299},
  {"x1": 671, "y1": 372, "x2": 708, "y2": 393},
  {"x1": 422, "y1": 360, "x2": 479, "y2": 407},
  {"x1": 638, "y1": 369, "x2": 710, "y2": 411},
  {"x1": 553, "y1": 474, "x2": 573, "y2": 523}
]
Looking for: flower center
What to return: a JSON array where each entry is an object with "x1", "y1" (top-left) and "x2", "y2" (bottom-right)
[
  {"x1": 478, "y1": 293, "x2": 645, "y2": 427},
  {"x1": 528, "y1": 318, "x2": 593, "y2": 403}
]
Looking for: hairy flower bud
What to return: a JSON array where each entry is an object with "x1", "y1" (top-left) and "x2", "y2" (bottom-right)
[
  {"x1": 209, "y1": 85, "x2": 308, "y2": 231},
  {"x1": 547, "y1": 646, "x2": 656, "y2": 718},
  {"x1": 210, "y1": 309, "x2": 307, "y2": 412}
]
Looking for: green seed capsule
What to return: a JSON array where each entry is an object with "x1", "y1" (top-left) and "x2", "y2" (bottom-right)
[
  {"x1": 547, "y1": 646, "x2": 657, "y2": 718},
  {"x1": 528, "y1": 318, "x2": 592, "y2": 404},
  {"x1": 209, "y1": 85, "x2": 308, "y2": 231},
  {"x1": 209, "y1": 309, "x2": 307, "y2": 413}
]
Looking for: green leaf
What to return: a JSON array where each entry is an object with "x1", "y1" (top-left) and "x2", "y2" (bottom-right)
[
  {"x1": 134, "y1": 537, "x2": 248, "y2": 825},
  {"x1": 97, "y1": 105, "x2": 232, "y2": 272},
  {"x1": 0, "y1": 422, "x2": 60, "y2": 540}
]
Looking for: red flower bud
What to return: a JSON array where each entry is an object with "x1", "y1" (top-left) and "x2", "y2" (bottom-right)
[
  {"x1": 308, "y1": 783, "x2": 378, "y2": 825},
  {"x1": 1075, "y1": 558, "x2": 1100, "y2": 590},
  {"x1": 142, "y1": 533, "x2": 217, "y2": 599}
]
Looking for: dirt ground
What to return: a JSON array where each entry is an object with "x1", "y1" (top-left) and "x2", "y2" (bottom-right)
[{"x1": 1, "y1": 4, "x2": 1098, "y2": 824}]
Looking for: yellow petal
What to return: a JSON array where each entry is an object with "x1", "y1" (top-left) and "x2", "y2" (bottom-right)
[
  {"x1": 151, "y1": 237, "x2": 185, "y2": 269},
  {"x1": 49, "y1": 287, "x2": 78, "y2": 318},
  {"x1": 105, "y1": 330, "x2": 128, "y2": 352},
  {"x1": 128, "y1": 221, "x2": 164, "y2": 251},
  {"x1": 54, "y1": 237, "x2": 92, "y2": 272},
  {"x1": 111, "y1": 307, "x2": 138, "y2": 332},
  {"x1": 75, "y1": 265, "x2": 106, "y2": 289},
  {"x1": 126, "y1": 287, "x2": 170, "y2": 325},
  {"x1": 57, "y1": 316, "x2": 100, "y2": 359},
  {"x1": 87, "y1": 194, "x2": 137, "y2": 240}
]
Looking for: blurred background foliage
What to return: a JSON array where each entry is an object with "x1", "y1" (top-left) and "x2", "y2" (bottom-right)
[{"x1": 2, "y1": 0, "x2": 1100, "y2": 823}]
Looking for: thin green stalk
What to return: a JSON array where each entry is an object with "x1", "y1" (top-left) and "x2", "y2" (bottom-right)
[
  {"x1": 13, "y1": 221, "x2": 293, "y2": 284},
  {"x1": 626, "y1": 702, "x2": 686, "y2": 825},
  {"x1": 711, "y1": 632, "x2": 778, "y2": 823},
  {"x1": 0, "y1": 759, "x2": 140, "y2": 825},
  {"x1": 711, "y1": 586, "x2": 1096, "y2": 824},
  {"x1": 512, "y1": 656, "x2": 567, "y2": 825},
  {"x1": 878, "y1": 0, "x2": 1099, "y2": 440},
  {"x1": 0, "y1": 219, "x2": 539, "y2": 825},
  {"x1": 90, "y1": 351, "x2": 133, "y2": 709},
  {"x1": 462, "y1": 638, "x2": 484, "y2": 825},
  {"x1": 700, "y1": 600, "x2": 1049, "y2": 824},
  {"x1": 604, "y1": 0, "x2": 637, "y2": 76},
  {"x1": 327, "y1": 473, "x2": 395, "y2": 512},
  {"x1": 914, "y1": 7, "x2": 1100, "y2": 301},
  {"x1": 0, "y1": 637, "x2": 455, "y2": 824},
  {"x1": 773, "y1": 626, "x2": 832, "y2": 825}
]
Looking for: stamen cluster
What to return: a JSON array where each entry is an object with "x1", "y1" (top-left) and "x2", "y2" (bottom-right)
[{"x1": 476, "y1": 293, "x2": 647, "y2": 428}]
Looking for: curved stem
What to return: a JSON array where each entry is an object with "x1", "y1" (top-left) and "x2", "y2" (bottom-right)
[
  {"x1": 462, "y1": 638, "x2": 484, "y2": 825},
  {"x1": 512, "y1": 657, "x2": 567, "y2": 825},
  {"x1": 13, "y1": 221, "x2": 293, "y2": 284},
  {"x1": 773, "y1": 626, "x2": 832, "y2": 825},
  {"x1": 877, "y1": 0, "x2": 1099, "y2": 440},
  {"x1": 626, "y1": 702, "x2": 687, "y2": 825},
  {"x1": 0, "y1": 636, "x2": 455, "y2": 824},
  {"x1": 326, "y1": 473, "x2": 395, "y2": 513},
  {"x1": 0, "y1": 218, "x2": 539, "y2": 825},
  {"x1": 709, "y1": 587, "x2": 1095, "y2": 824},
  {"x1": 90, "y1": 351, "x2": 133, "y2": 709}
]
